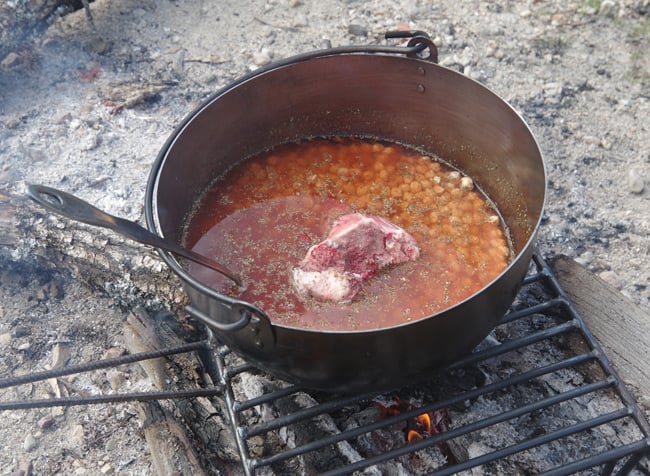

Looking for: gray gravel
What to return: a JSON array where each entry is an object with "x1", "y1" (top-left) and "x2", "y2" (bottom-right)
[{"x1": 0, "y1": 0, "x2": 649, "y2": 473}]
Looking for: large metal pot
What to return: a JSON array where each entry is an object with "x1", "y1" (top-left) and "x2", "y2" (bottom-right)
[{"x1": 145, "y1": 35, "x2": 546, "y2": 393}]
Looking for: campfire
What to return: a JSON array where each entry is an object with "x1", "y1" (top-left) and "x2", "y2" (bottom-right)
[
  {"x1": 1, "y1": 254, "x2": 649, "y2": 475},
  {"x1": 203, "y1": 254, "x2": 650, "y2": 475}
]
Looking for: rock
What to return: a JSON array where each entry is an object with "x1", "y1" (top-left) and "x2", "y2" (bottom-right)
[
  {"x1": 252, "y1": 48, "x2": 272, "y2": 66},
  {"x1": 106, "y1": 369, "x2": 127, "y2": 391},
  {"x1": 348, "y1": 24, "x2": 369, "y2": 37},
  {"x1": 37, "y1": 415, "x2": 55, "y2": 430},
  {"x1": 102, "y1": 347, "x2": 126, "y2": 360},
  {"x1": 23, "y1": 434, "x2": 38, "y2": 452},
  {"x1": 1, "y1": 52, "x2": 21, "y2": 68},
  {"x1": 627, "y1": 168, "x2": 645, "y2": 194},
  {"x1": 599, "y1": 0, "x2": 618, "y2": 17},
  {"x1": 69, "y1": 424, "x2": 86, "y2": 447},
  {"x1": 50, "y1": 343, "x2": 71, "y2": 370},
  {"x1": 599, "y1": 270, "x2": 622, "y2": 289},
  {"x1": 0, "y1": 332, "x2": 10, "y2": 347},
  {"x1": 575, "y1": 251, "x2": 595, "y2": 266},
  {"x1": 99, "y1": 463, "x2": 114, "y2": 474},
  {"x1": 13, "y1": 327, "x2": 30, "y2": 338},
  {"x1": 13, "y1": 460, "x2": 32, "y2": 476}
]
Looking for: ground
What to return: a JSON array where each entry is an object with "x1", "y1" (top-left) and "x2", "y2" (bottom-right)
[{"x1": 0, "y1": 0, "x2": 648, "y2": 474}]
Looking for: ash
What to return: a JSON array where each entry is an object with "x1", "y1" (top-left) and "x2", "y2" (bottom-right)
[
  {"x1": 1, "y1": 0, "x2": 650, "y2": 474},
  {"x1": 221, "y1": 259, "x2": 648, "y2": 475}
]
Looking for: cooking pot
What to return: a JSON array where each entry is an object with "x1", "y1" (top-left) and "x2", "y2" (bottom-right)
[{"x1": 145, "y1": 33, "x2": 546, "y2": 393}]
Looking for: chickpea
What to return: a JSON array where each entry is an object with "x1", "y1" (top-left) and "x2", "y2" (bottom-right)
[
  {"x1": 460, "y1": 176, "x2": 474, "y2": 190},
  {"x1": 410, "y1": 180, "x2": 422, "y2": 193},
  {"x1": 199, "y1": 138, "x2": 513, "y2": 324}
]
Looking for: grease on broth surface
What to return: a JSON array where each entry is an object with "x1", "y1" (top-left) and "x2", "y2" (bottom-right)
[{"x1": 184, "y1": 138, "x2": 511, "y2": 331}]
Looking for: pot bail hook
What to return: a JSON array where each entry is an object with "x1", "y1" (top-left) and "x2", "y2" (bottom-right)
[{"x1": 385, "y1": 30, "x2": 438, "y2": 63}]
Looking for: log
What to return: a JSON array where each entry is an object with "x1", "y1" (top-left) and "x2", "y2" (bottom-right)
[
  {"x1": 124, "y1": 308, "x2": 241, "y2": 470},
  {"x1": 551, "y1": 256, "x2": 650, "y2": 402},
  {"x1": 0, "y1": 189, "x2": 186, "y2": 309},
  {"x1": 0, "y1": 0, "x2": 73, "y2": 64},
  {"x1": 124, "y1": 310, "x2": 207, "y2": 476}
]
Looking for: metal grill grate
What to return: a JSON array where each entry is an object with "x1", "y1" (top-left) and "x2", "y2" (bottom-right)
[
  {"x1": 1, "y1": 253, "x2": 649, "y2": 474},
  {"x1": 214, "y1": 253, "x2": 650, "y2": 475}
]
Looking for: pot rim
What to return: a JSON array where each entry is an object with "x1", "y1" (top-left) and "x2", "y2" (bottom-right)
[{"x1": 145, "y1": 48, "x2": 547, "y2": 335}]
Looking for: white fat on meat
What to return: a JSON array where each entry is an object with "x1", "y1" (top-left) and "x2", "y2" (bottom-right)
[{"x1": 292, "y1": 213, "x2": 420, "y2": 302}]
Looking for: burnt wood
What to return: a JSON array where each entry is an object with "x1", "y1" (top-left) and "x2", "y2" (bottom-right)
[
  {"x1": 0, "y1": 0, "x2": 74, "y2": 62},
  {"x1": 0, "y1": 189, "x2": 186, "y2": 309},
  {"x1": 124, "y1": 308, "x2": 241, "y2": 470},
  {"x1": 124, "y1": 310, "x2": 207, "y2": 475},
  {"x1": 552, "y1": 255, "x2": 650, "y2": 407}
]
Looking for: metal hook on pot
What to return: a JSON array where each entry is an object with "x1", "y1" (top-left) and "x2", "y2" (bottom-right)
[{"x1": 385, "y1": 30, "x2": 438, "y2": 63}]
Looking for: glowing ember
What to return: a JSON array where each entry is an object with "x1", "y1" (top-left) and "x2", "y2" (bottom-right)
[
  {"x1": 407, "y1": 413, "x2": 433, "y2": 443},
  {"x1": 407, "y1": 429, "x2": 424, "y2": 443},
  {"x1": 375, "y1": 399, "x2": 456, "y2": 464}
]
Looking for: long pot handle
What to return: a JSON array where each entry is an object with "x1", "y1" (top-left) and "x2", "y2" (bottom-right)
[
  {"x1": 185, "y1": 304, "x2": 275, "y2": 351},
  {"x1": 26, "y1": 184, "x2": 242, "y2": 286}
]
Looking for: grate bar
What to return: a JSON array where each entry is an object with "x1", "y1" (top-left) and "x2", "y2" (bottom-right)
[
  {"x1": 247, "y1": 352, "x2": 603, "y2": 469},
  {"x1": 498, "y1": 297, "x2": 565, "y2": 324},
  {"x1": 245, "y1": 390, "x2": 382, "y2": 438},
  {"x1": 317, "y1": 378, "x2": 617, "y2": 476},
  {"x1": 0, "y1": 340, "x2": 209, "y2": 390},
  {"x1": 235, "y1": 384, "x2": 303, "y2": 412},
  {"x1": 432, "y1": 407, "x2": 633, "y2": 476},
  {"x1": 246, "y1": 350, "x2": 596, "y2": 440},
  {"x1": 0, "y1": 387, "x2": 224, "y2": 411},
  {"x1": 539, "y1": 440, "x2": 650, "y2": 476},
  {"x1": 448, "y1": 318, "x2": 577, "y2": 369},
  {"x1": 521, "y1": 271, "x2": 545, "y2": 285},
  {"x1": 224, "y1": 362, "x2": 258, "y2": 379}
]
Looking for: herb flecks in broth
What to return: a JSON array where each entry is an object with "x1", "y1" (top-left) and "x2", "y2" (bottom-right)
[{"x1": 185, "y1": 138, "x2": 510, "y2": 331}]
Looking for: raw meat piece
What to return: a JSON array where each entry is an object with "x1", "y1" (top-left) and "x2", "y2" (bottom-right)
[{"x1": 292, "y1": 213, "x2": 420, "y2": 302}]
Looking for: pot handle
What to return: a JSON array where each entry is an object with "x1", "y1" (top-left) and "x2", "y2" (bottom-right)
[
  {"x1": 185, "y1": 304, "x2": 276, "y2": 350},
  {"x1": 385, "y1": 31, "x2": 438, "y2": 63}
]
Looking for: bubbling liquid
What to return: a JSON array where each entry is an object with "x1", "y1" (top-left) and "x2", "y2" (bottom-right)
[{"x1": 184, "y1": 138, "x2": 511, "y2": 331}]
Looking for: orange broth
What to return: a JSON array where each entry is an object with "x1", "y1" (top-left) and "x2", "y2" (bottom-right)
[{"x1": 184, "y1": 138, "x2": 511, "y2": 331}]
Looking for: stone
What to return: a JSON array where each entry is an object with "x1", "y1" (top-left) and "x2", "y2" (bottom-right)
[
  {"x1": 37, "y1": 415, "x2": 55, "y2": 430},
  {"x1": 599, "y1": 0, "x2": 617, "y2": 17},
  {"x1": 599, "y1": 270, "x2": 622, "y2": 289},
  {"x1": 1, "y1": 52, "x2": 21, "y2": 68},
  {"x1": 348, "y1": 24, "x2": 368, "y2": 37},
  {"x1": 0, "y1": 332, "x2": 10, "y2": 347},
  {"x1": 23, "y1": 433, "x2": 38, "y2": 452},
  {"x1": 575, "y1": 251, "x2": 595, "y2": 266},
  {"x1": 627, "y1": 168, "x2": 645, "y2": 194},
  {"x1": 100, "y1": 463, "x2": 114, "y2": 474},
  {"x1": 252, "y1": 48, "x2": 272, "y2": 66},
  {"x1": 69, "y1": 424, "x2": 86, "y2": 447}
]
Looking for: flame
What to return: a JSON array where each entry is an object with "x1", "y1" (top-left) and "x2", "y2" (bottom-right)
[
  {"x1": 374, "y1": 399, "x2": 450, "y2": 445},
  {"x1": 407, "y1": 429, "x2": 423, "y2": 443},
  {"x1": 415, "y1": 413, "x2": 431, "y2": 434}
]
